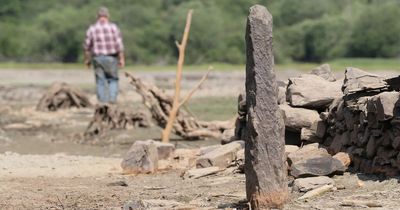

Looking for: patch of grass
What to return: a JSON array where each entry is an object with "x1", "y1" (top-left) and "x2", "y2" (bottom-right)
[
  {"x1": 0, "y1": 58, "x2": 398, "y2": 72},
  {"x1": 186, "y1": 96, "x2": 237, "y2": 121}
]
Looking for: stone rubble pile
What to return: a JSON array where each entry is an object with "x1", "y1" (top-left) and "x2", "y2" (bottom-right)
[{"x1": 230, "y1": 64, "x2": 400, "y2": 177}]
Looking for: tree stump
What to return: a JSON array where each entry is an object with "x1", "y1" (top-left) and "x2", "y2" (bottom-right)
[
  {"x1": 84, "y1": 104, "x2": 150, "y2": 137},
  {"x1": 36, "y1": 82, "x2": 91, "y2": 111},
  {"x1": 244, "y1": 5, "x2": 288, "y2": 209}
]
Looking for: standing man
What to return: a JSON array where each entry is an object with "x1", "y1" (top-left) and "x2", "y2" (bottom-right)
[{"x1": 83, "y1": 6, "x2": 125, "y2": 104}]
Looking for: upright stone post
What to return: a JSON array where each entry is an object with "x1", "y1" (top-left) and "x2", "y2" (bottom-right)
[{"x1": 244, "y1": 5, "x2": 288, "y2": 209}]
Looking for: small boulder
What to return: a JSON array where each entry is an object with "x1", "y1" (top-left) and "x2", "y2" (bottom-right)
[
  {"x1": 333, "y1": 152, "x2": 351, "y2": 167},
  {"x1": 154, "y1": 141, "x2": 175, "y2": 160},
  {"x1": 291, "y1": 156, "x2": 347, "y2": 178},
  {"x1": 196, "y1": 141, "x2": 244, "y2": 168},
  {"x1": 287, "y1": 143, "x2": 330, "y2": 166},
  {"x1": 185, "y1": 167, "x2": 220, "y2": 179},
  {"x1": 279, "y1": 104, "x2": 320, "y2": 132},
  {"x1": 310, "y1": 64, "x2": 336, "y2": 82},
  {"x1": 293, "y1": 176, "x2": 335, "y2": 192},
  {"x1": 301, "y1": 128, "x2": 322, "y2": 143},
  {"x1": 121, "y1": 140, "x2": 158, "y2": 174},
  {"x1": 286, "y1": 74, "x2": 342, "y2": 109}
]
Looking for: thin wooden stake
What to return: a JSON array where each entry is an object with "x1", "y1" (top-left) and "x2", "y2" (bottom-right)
[{"x1": 162, "y1": 10, "x2": 193, "y2": 143}]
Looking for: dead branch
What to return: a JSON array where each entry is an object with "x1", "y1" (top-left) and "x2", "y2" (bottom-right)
[
  {"x1": 162, "y1": 10, "x2": 194, "y2": 143},
  {"x1": 124, "y1": 72, "x2": 232, "y2": 140},
  {"x1": 179, "y1": 67, "x2": 212, "y2": 107}
]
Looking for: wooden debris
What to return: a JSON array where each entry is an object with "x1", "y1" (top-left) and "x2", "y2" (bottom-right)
[
  {"x1": 125, "y1": 72, "x2": 233, "y2": 140},
  {"x1": 37, "y1": 82, "x2": 91, "y2": 111},
  {"x1": 84, "y1": 104, "x2": 150, "y2": 137},
  {"x1": 298, "y1": 184, "x2": 333, "y2": 200},
  {"x1": 340, "y1": 200, "x2": 382, "y2": 207}
]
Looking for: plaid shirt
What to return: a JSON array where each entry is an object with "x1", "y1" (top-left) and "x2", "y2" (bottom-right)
[{"x1": 84, "y1": 21, "x2": 124, "y2": 56}]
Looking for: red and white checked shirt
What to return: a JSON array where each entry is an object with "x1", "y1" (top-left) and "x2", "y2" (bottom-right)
[{"x1": 83, "y1": 20, "x2": 124, "y2": 56}]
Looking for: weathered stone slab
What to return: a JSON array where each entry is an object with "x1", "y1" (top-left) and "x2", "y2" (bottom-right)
[
  {"x1": 301, "y1": 128, "x2": 322, "y2": 143},
  {"x1": 279, "y1": 104, "x2": 320, "y2": 132},
  {"x1": 342, "y1": 67, "x2": 387, "y2": 95},
  {"x1": 278, "y1": 86, "x2": 287, "y2": 105},
  {"x1": 291, "y1": 156, "x2": 347, "y2": 178},
  {"x1": 367, "y1": 91, "x2": 400, "y2": 121},
  {"x1": 287, "y1": 74, "x2": 342, "y2": 109},
  {"x1": 245, "y1": 5, "x2": 288, "y2": 208},
  {"x1": 196, "y1": 141, "x2": 243, "y2": 168},
  {"x1": 121, "y1": 140, "x2": 158, "y2": 174},
  {"x1": 287, "y1": 143, "x2": 330, "y2": 166},
  {"x1": 285, "y1": 145, "x2": 299, "y2": 157},
  {"x1": 293, "y1": 176, "x2": 335, "y2": 192},
  {"x1": 333, "y1": 152, "x2": 351, "y2": 167},
  {"x1": 310, "y1": 64, "x2": 336, "y2": 82},
  {"x1": 186, "y1": 167, "x2": 220, "y2": 179}
]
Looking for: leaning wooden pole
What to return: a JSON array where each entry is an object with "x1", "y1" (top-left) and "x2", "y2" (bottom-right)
[
  {"x1": 244, "y1": 5, "x2": 288, "y2": 209},
  {"x1": 162, "y1": 10, "x2": 193, "y2": 143}
]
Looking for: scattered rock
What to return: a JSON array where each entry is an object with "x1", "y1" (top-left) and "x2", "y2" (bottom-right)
[
  {"x1": 291, "y1": 156, "x2": 347, "y2": 178},
  {"x1": 186, "y1": 167, "x2": 221, "y2": 179},
  {"x1": 121, "y1": 140, "x2": 158, "y2": 174},
  {"x1": 123, "y1": 199, "x2": 185, "y2": 210},
  {"x1": 293, "y1": 176, "x2": 335, "y2": 192},
  {"x1": 310, "y1": 64, "x2": 336, "y2": 82},
  {"x1": 107, "y1": 180, "x2": 128, "y2": 187},
  {"x1": 196, "y1": 141, "x2": 243, "y2": 168},
  {"x1": 154, "y1": 141, "x2": 175, "y2": 160}
]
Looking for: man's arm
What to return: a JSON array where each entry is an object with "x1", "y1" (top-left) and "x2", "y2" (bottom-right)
[
  {"x1": 118, "y1": 51, "x2": 125, "y2": 68},
  {"x1": 83, "y1": 27, "x2": 93, "y2": 69},
  {"x1": 84, "y1": 50, "x2": 91, "y2": 69}
]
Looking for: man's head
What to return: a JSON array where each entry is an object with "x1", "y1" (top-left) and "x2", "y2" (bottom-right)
[{"x1": 97, "y1": 7, "x2": 109, "y2": 19}]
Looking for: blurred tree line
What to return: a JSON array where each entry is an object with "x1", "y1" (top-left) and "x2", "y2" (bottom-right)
[{"x1": 0, "y1": 0, "x2": 399, "y2": 64}]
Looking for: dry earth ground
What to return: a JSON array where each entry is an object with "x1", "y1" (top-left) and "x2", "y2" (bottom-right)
[{"x1": 1, "y1": 69, "x2": 400, "y2": 209}]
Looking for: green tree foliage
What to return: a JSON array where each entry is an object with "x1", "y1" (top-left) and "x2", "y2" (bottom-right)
[{"x1": 0, "y1": 0, "x2": 398, "y2": 64}]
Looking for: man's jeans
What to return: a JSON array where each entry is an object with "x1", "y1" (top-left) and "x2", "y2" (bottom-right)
[{"x1": 92, "y1": 55, "x2": 119, "y2": 103}]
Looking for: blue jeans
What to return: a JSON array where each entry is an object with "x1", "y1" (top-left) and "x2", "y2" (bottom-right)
[{"x1": 92, "y1": 55, "x2": 119, "y2": 103}]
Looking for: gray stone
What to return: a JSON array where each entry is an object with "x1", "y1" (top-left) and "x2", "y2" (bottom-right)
[
  {"x1": 291, "y1": 156, "x2": 347, "y2": 178},
  {"x1": 154, "y1": 141, "x2": 175, "y2": 160},
  {"x1": 310, "y1": 64, "x2": 336, "y2": 82},
  {"x1": 278, "y1": 86, "x2": 287, "y2": 105},
  {"x1": 245, "y1": 5, "x2": 288, "y2": 208},
  {"x1": 311, "y1": 119, "x2": 327, "y2": 138},
  {"x1": 287, "y1": 74, "x2": 342, "y2": 109},
  {"x1": 301, "y1": 128, "x2": 322, "y2": 143},
  {"x1": 279, "y1": 104, "x2": 320, "y2": 132},
  {"x1": 285, "y1": 145, "x2": 300, "y2": 157},
  {"x1": 121, "y1": 140, "x2": 158, "y2": 174},
  {"x1": 221, "y1": 128, "x2": 236, "y2": 144},
  {"x1": 293, "y1": 176, "x2": 335, "y2": 192},
  {"x1": 196, "y1": 141, "x2": 243, "y2": 168},
  {"x1": 342, "y1": 67, "x2": 387, "y2": 95},
  {"x1": 186, "y1": 167, "x2": 220, "y2": 179},
  {"x1": 367, "y1": 91, "x2": 400, "y2": 121},
  {"x1": 287, "y1": 143, "x2": 330, "y2": 166}
]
